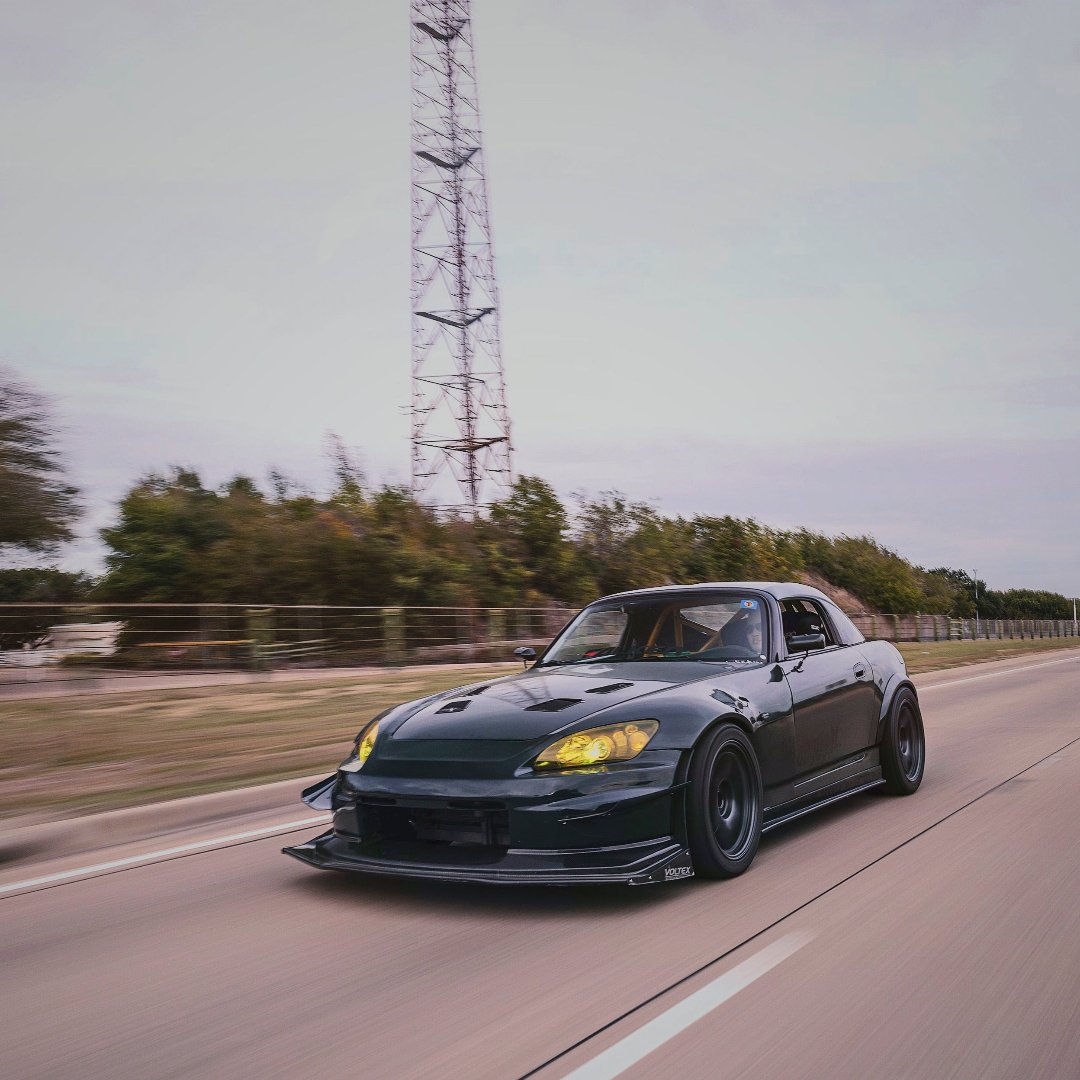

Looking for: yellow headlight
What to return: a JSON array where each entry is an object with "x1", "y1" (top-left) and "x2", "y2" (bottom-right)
[
  {"x1": 340, "y1": 719, "x2": 381, "y2": 772},
  {"x1": 535, "y1": 720, "x2": 659, "y2": 770}
]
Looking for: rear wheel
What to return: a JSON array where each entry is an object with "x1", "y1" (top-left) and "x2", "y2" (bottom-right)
[
  {"x1": 686, "y1": 723, "x2": 763, "y2": 878},
  {"x1": 881, "y1": 688, "x2": 925, "y2": 795}
]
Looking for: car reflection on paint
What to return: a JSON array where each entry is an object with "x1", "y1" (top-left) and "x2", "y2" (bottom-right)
[{"x1": 285, "y1": 582, "x2": 924, "y2": 885}]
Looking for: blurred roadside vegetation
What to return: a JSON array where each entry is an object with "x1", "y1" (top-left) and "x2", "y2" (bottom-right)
[
  {"x1": 2, "y1": 369, "x2": 1073, "y2": 622},
  {"x1": 4, "y1": 464, "x2": 1072, "y2": 619},
  {"x1": 0, "y1": 365, "x2": 81, "y2": 558},
  {"x1": 2, "y1": 639, "x2": 1077, "y2": 819},
  {"x1": 0, "y1": 663, "x2": 518, "y2": 818}
]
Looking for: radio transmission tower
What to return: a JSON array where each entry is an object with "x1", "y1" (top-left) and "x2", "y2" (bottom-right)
[{"x1": 410, "y1": 0, "x2": 512, "y2": 511}]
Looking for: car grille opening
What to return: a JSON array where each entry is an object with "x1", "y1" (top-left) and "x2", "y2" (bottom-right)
[{"x1": 357, "y1": 797, "x2": 510, "y2": 849}]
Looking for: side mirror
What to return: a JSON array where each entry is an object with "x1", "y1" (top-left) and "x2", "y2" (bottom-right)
[
  {"x1": 513, "y1": 646, "x2": 537, "y2": 668},
  {"x1": 786, "y1": 632, "x2": 826, "y2": 653}
]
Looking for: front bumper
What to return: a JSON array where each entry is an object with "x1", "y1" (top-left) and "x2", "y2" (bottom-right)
[{"x1": 282, "y1": 750, "x2": 694, "y2": 886}]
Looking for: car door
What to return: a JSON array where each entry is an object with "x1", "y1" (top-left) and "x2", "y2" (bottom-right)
[{"x1": 781, "y1": 599, "x2": 879, "y2": 780}]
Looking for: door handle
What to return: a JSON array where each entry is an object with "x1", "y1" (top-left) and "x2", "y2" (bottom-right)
[{"x1": 853, "y1": 665, "x2": 867, "y2": 680}]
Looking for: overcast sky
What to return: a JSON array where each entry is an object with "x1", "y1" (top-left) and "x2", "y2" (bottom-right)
[{"x1": 3, "y1": 0, "x2": 1078, "y2": 595}]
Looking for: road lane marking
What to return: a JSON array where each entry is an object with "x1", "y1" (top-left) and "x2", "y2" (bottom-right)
[
  {"x1": 525, "y1": 729, "x2": 1080, "y2": 1080},
  {"x1": 560, "y1": 931, "x2": 813, "y2": 1080},
  {"x1": 0, "y1": 814, "x2": 328, "y2": 896},
  {"x1": 918, "y1": 653, "x2": 1080, "y2": 692}
]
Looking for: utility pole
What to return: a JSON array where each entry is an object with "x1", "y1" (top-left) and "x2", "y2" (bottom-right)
[{"x1": 409, "y1": 0, "x2": 513, "y2": 512}]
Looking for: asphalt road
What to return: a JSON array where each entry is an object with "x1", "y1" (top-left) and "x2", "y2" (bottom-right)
[{"x1": 2, "y1": 651, "x2": 1079, "y2": 1080}]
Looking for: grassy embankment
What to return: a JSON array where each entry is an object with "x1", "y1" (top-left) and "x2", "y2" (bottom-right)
[
  {"x1": 897, "y1": 636, "x2": 1079, "y2": 673},
  {"x1": 1, "y1": 638, "x2": 1077, "y2": 819}
]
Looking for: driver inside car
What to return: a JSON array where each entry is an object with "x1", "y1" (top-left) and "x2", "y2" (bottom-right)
[{"x1": 719, "y1": 612, "x2": 764, "y2": 656}]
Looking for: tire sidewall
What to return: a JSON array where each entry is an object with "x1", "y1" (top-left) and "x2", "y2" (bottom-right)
[
  {"x1": 882, "y1": 687, "x2": 925, "y2": 795},
  {"x1": 686, "y1": 722, "x2": 763, "y2": 878}
]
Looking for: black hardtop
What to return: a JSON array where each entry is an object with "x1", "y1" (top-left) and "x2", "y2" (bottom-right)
[{"x1": 593, "y1": 581, "x2": 831, "y2": 606}]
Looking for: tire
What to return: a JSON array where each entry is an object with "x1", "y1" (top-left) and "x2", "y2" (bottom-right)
[
  {"x1": 881, "y1": 687, "x2": 925, "y2": 795},
  {"x1": 686, "y1": 722, "x2": 763, "y2": 878}
]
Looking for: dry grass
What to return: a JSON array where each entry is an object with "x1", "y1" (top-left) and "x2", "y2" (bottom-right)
[
  {"x1": 896, "y1": 636, "x2": 1080, "y2": 674},
  {"x1": 2, "y1": 638, "x2": 1077, "y2": 820},
  {"x1": 0, "y1": 664, "x2": 517, "y2": 819}
]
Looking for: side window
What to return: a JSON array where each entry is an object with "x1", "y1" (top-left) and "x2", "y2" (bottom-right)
[
  {"x1": 780, "y1": 599, "x2": 837, "y2": 653},
  {"x1": 820, "y1": 599, "x2": 865, "y2": 645}
]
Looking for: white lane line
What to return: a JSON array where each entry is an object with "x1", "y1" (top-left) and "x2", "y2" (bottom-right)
[
  {"x1": 0, "y1": 814, "x2": 328, "y2": 896},
  {"x1": 918, "y1": 653, "x2": 1080, "y2": 692},
  {"x1": 560, "y1": 931, "x2": 813, "y2": 1080}
]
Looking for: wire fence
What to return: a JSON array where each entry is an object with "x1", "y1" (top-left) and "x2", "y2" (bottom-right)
[
  {"x1": 0, "y1": 603, "x2": 1076, "y2": 686},
  {"x1": 0, "y1": 603, "x2": 573, "y2": 681},
  {"x1": 848, "y1": 613, "x2": 1080, "y2": 643}
]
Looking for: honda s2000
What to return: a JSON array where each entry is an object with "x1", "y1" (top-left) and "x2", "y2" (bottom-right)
[{"x1": 285, "y1": 582, "x2": 925, "y2": 885}]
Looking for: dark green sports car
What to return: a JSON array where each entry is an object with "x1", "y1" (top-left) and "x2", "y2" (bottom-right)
[{"x1": 284, "y1": 582, "x2": 924, "y2": 885}]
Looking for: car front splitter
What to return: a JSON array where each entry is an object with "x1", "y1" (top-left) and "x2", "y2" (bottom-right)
[{"x1": 283, "y1": 830, "x2": 694, "y2": 886}]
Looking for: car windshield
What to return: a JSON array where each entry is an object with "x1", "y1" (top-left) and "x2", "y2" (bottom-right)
[{"x1": 539, "y1": 592, "x2": 767, "y2": 666}]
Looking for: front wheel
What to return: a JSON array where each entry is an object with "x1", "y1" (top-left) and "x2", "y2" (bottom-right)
[
  {"x1": 686, "y1": 723, "x2": 763, "y2": 878},
  {"x1": 881, "y1": 687, "x2": 925, "y2": 795}
]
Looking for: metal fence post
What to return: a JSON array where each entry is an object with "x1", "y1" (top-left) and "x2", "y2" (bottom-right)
[
  {"x1": 382, "y1": 607, "x2": 405, "y2": 665},
  {"x1": 246, "y1": 607, "x2": 274, "y2": 671}
]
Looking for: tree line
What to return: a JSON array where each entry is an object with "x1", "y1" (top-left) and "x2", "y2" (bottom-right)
[
  {"x1": 0, "y1": 366, "x2": 1074, "y2": 619},
  {"x1": 4, "y1": 464, "x2": 1073, "y2": 620}
]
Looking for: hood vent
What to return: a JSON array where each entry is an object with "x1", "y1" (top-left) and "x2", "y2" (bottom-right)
[
  {"x1": 436, "y1": 699, "x2": 471, "y2": 714},
  {"x1": 524, "y1": 697, "x2": 582, "y2": 713},
  {"x1": 464, "y1": 685, "x2": 489, "y2": 696},
  {"x1": 585, "y1": 682, "x2": 634, "y2": 695}
]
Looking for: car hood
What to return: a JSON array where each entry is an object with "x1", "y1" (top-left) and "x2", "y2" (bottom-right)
[{"x1": 390, "y1": 661, "x2": 735, "y2": 741}]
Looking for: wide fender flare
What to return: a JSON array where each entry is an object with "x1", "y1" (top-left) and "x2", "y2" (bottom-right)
[
  {"x1": 672, "y1": 711, "x2": 761, "y2": 797},
  {"x1": 876, "y1": 675, "x2": 919, "y2": 744},
  {"x1": 672, "y1": 711, "x2": 755, "y2": 846}
]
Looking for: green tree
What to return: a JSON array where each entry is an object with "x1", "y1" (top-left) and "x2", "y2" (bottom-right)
[
  {"x1": 683, "y1": 516, "x2": 803, "y2": 583},
  {"x1": 986, "y1": 588, "x2": 1072, "y2": 620},
  {"x1": 797, "y1": 532, "x2": 925, "y2": 613},
  {"x1": 489, "y1": 476, "x2": 584, "y2": 602},
  {"x1": 571, "y1": 491, "x2": 683, "y2": 597},
  {"x1": 98, "y1": 468, "x2": 226, "y2": 601},
  {"x1": 0, "y1": 567, "x2": 94, "y2": 648},
  {"x1": 922, "y1": 567, "x2": 977, "y2": 616},
  {"x1": 0, "y1": 567, "x2": 91, "y2": 603},
  {"x1": 0, "y1": 366, "x2": 81, "y2": 556}
]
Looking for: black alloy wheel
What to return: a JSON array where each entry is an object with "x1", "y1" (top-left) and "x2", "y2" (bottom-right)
[
  {"x1": 686, "y1": 723, "x2": 763, "y2": 878},
  {"x1": 881, "y1": 688, "x2": 925, "y2": 795}
]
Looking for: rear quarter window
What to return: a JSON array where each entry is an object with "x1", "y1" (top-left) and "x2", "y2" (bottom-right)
[{"x1": 820, "y1": 599, "x2": 865, "y2": 645}]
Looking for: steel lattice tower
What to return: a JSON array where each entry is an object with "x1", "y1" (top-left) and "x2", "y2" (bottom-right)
[{"x1": 410, "y1": 0, "x2": 512, "y2": 511}]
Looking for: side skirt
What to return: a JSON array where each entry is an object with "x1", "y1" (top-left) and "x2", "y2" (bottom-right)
[{"x1": 762, "y1": 773, "x2": 884, "y2": 834}]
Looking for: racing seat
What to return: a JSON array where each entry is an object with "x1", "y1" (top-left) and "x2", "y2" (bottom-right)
[{"x1": 783, "y1": 610, "x2": 825, "y2": 648}]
